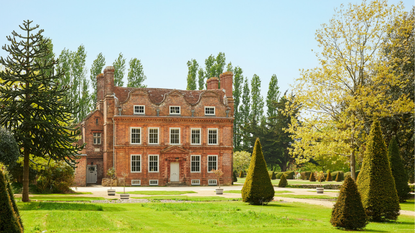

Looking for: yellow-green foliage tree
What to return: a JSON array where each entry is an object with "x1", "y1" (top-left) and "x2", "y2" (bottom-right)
[
  {"x1": 285, "y1": 0, "x2": 414, "y2": 180},
  {"x1": 356, "y1": 120, "x2": 400, "y2": 221},
  {"x1": 242, "y1": 138, "x2": 274, "y2": 205},
  {"x1": 233, "y1": 151, "x2": 251, "y2": 174}
]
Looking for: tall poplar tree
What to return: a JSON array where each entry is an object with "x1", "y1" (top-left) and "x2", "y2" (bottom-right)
[
  {"x1": 266, "y1": 74, "x2": 280, "y2": 123},
  {"x1": 127, "y1": 58, "x2": 147, "y2": 88},
  {"x1": 233, "y1": 66, "x2": 243, "y2": 149},
  {"x1": 239, "y1": 77, "x2": 251, "y2": 151},
  {"x1": 113, "y1": 52, "x2": 126, "y2": 87},
  {"x1": 90, "y1": 52, "x2": 106, "y2": 106},
  {"x1": 197, "y1": 68, "x2": 205, "y2": 90},
  {"x1": 186, "y1": 59, "x2": 198, "y2": 90},
  {"x1": 250, "y1": 74, "x2": 264, "y2": 124},
  {"x1": 72, "y1": 45, "x2": 90, "y2": 121},
  {"x1": 0, "y1": 20, "x2": 83, "y2": 202}
]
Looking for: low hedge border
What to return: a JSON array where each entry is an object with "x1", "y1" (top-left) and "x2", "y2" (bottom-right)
[{"x1": 280, "y1": 184, "x2": 342, "y2": 189}]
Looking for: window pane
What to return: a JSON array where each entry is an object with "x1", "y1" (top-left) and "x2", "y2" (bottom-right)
[
  {"x1": 208, "y1": 129, "x2": 217, "y2": 144},
  {"x1": 170, "y1": 129, "x2": 180, "y2": 144},
  {"x1": 191, "y1": 129, "x2": 200, "y2": 144},
  {"x1": 208, "y1": 156, "x2": 217, "y2": 172},
  {"x1": 149, "y1": 128, "x2": 158, "y2": 144},
  {"x1": 191, "y1": 156, "x2": 200, "y2": 172},
  {"x1": 131, "y1": 155, "x2": 141, "y2": 172},
  {"x1": 131, "y1": 128, "x2": 140, "y2": 144},
  {"x1": 149, "y1": 155, "x2": 158, "y2": 172}
]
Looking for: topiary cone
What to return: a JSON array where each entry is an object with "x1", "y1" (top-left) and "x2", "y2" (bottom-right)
[
  {"x1": 327, "y1": 170, "x2": 332, "y2": 181},
  {"x1": 356, "y1": 120, "x2": 400, "y2": 221},
  {"x1": 278, "y1": 174, "x2": 288, "y2": 187},
  {"x1": 5, "y1": 174, "x2": 23, "y2": 230},
  {"x1": 0, "y1": 170, "x2": 23, "y2": 232},
  {"x1": 242, "y1": 138, "x2": 275, "y2": 205},
  {"x1": 388, "y1": 137, "x2": 410, "y2": 203},
  {"x1": 331, "y1": 176, "x2": 368, "y2": 230},
  {"x1": 309, "y1": 172, "x2": 316, "y2": 182}
]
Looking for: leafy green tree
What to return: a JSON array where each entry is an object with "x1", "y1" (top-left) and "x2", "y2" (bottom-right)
[
  {"x1": 330, "y1": 176, "x2": 367, "y2": 230},
  {"x1": 89, "y1": 52, "x2": 106, "y2": 106},
  {"x1": 113, "y1": 52, "x2": 126, "y2": 87},
  {"x1": 127, "y1": 58, "x2": 147, "y2": 88},
  {"x1": 186, "y1": 59, "x2": 198, "y2": 90},
  {"x1": 242, "y1": 138, "x2": 274, "y2": 205},
  {"x1": 233, "y1": 66, "x2": 243, "y2": 149},
  {"x1": 356, "y1": 120, "x2": 400, "y2": 221},
  {"x1": 226, "y1": 62, "x2": 233, "y2": 72},
  {"x1": 204, "y1": 55, "x2": 215, "y2": 81},
  {"x1": 0, "y1": 128, "x2": 20, "y2": 167},
  {"x1": 233, "y1": 151, "x2": 251, "y2": 173},
  {"x1": 388, "y1": 137, "x2": 410, "y2": 202},
  {"x1": 72, "y1": 45, "x2": 90, "y2": 122},
  {"x1": 0, "y1": 20, "x2": 83, "y2": 202}
]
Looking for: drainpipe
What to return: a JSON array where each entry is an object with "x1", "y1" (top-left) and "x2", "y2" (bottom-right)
[{"x1": 113, "y1": 118, "x2": 116, "y2": 172}]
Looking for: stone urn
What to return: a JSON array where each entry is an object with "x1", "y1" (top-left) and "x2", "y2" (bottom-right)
[
  {"x1": 120, "y1": 193, "x2": 130, "y2": 200},
  {"x1": 316, "y1": 187, "x2": 324, "y2": 194},
  {"x1": 216, "y1": 188, "x2": 223, "y2": 195},
  {"x1": 108, "y1": 189, "x2": 116, "y2": 196}
]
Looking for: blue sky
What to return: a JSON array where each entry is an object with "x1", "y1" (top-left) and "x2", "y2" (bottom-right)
[{"x1": 0, "y1": 0, "x2": 412, "y2": 100}]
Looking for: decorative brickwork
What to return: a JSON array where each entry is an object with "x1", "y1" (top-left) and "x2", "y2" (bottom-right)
[{"x1": 75, "y1": 67, "x2": 234, "y2": 186}]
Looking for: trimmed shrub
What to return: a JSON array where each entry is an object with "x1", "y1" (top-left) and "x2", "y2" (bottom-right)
[
  {"x1": 242, "y1": 138, "x2": 275, "y2": 205},
  {"x1": 5, "y1": 174, "x2": 23, "y2": 230},
  {"x1": 239, "y1": 171, "x2": 244, "y2": 178},
  {"x1": 330, "y1": 176, "x2": 368, "y2": 230},
  {"x1": 232, "y1": 170, "x2": 238, "y2": 182},
  {"x1": 301, "y1": 171, "x2": 311, "y2": 180},
  {"x1": 345, "y1": 172, "x2": 351, "y2": 178},
  {"x1": 284, "y1": 171, "x2": 295, "y2": 179},
  {"x1": 309, "y1": 172, "x2": 316, "y2": 182},
  {"x1": 327, "y1": 170, "x2": 332, "y2": 181},
  {"x1": 356, "y1": 120, "x2": 400, "y2": 221},
  {"x1": 409, "y1": 172, "x2": 415, "y2": 184},
  {"x1": 278, "y1": 174, "x2": 288, "y2": 187},
  {"x1": 275, "y1": 172, "x2": 283, "y2": 179},
  {"x1": 388, "y1": 137, "x2": 410, "y2": 202},
  {"x1": 36, "y1": 161, "x2": 74, "y2": 193},
  {"x1": 335, "y1": 171, "x2": 344, "y2": 182},
  {"x1": 0, "y1": 170, "x2": 23, "y2": 232},
  {"x1": 271, "y1": 171, "x2": 276, "y2": 180}
]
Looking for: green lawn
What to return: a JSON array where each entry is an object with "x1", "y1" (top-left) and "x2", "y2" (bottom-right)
[
  {"x1": 274, "y1": 194, "x2": 336, "y2": 200},
  {"x1": 15, "y1": 195, "x2": 105, "y2": 202},
  {"x1": 131, "y1": 195, "x2": 241, "y2": 202},
  {"x1": 116, "y1": 191, "x2": 196, "y2": 195},
  {"x1": 400, "y1": 199, "x2": 415, "y2": 211},
  {"x1": 18, "y1": 200, "x2": 415, "y2": 232},
  {"x1": 224, "y1": 190, "x2": 293, "y2": 194}
]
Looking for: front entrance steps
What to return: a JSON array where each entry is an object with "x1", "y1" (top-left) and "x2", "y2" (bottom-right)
[{"x1": 165, "y1": 182, "x2": 187, "y2": 187}]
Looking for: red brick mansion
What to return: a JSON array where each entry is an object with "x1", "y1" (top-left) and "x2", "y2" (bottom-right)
[{"x1": 74, "y1": 66, "x2": 234, "y2": 186}]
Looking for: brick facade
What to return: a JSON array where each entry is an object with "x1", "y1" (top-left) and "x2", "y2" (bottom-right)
[{"x1": 74, "y1": 67, "x2": 234, "y2": 187}]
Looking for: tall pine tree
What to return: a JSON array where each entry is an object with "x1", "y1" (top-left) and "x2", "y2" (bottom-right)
[{"x1": 0, "y1": 20, "x2": 83, "y2": 202}]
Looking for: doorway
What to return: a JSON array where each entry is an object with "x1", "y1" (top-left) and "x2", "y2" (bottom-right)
[
  {"x1": 87, "y1": 165, "x2": 97, "y2": 183},
  {"x1": 170, "y1": 162, "x2": 179, "y2": 182}
]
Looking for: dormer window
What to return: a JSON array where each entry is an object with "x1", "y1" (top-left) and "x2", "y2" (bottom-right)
[
  {"x1": 134, "y1": 105, "x2": 145, "y2": 115},
  {"x1": 169, "y1": 106, "x2": 181, "y2": 115},
  {"x1": 205, "y1": 106, "x2": 215, "y2": 116}
]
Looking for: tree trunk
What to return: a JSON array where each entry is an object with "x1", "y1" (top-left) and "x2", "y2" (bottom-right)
[
  {"x1": 350, "y1": 150, "x2": 356, "y2": 180},
  {"x1": 22, "y1": 149, "x2": 30, "y2": 202}
]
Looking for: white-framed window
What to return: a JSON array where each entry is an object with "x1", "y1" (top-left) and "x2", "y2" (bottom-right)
[
  {"x1": 191, "y1": 179, "x2": 200, "y2": 186},
  {"x1": 149, "y1": 180, "x2": 159, "y2": 186},
  {"x1": 208, "y1": 128, "x2": 218, "y2": 145},
  {"x1": 131, "y1": 179, "x2": 141, "y2": 186},
  {"x1": 190, "y1": 128, "x2": 201, "y2": 145},
  {"x1": 130, "y1": 127, "x2": 141, "y2": 144},
  {"x1": 207, "y1": 155, "x2": 218, "y2": 172},
  {"x1": 204, "y1": 106, "x2": 215, "y2": 115},
  {"x1": 170, "y1": 128, "x2": 180, "y2": 145},
  {"x1": 169, "y1": 106, "x2": 181, "y2": 115},
  {"x1": 93, "y1": 133, "x2": 101, "y2": 145},
  {"x1": 134, "y1": 105, "x2": 145, "y2": 115},
  {"x1": 148, "y1": 155, "x2": 159, "y2": 172},
  {"x1": 208, "y1": 179, "x2": 217, "y2": 186},
  {"x1": 148, "y1": 128, "x2": 159, "y2": 144},
  {"x1": 130, "y1": 154, "x2": 141, "y2": 173},
  {"x1": 191, "y1": 155, "x2": 201, "y2": 173}
]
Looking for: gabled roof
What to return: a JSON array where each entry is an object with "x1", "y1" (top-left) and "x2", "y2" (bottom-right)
[{"x1": 114, "y1": 86, "x2": 225, "y2": 106}]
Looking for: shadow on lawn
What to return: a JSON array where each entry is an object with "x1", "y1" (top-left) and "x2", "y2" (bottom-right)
[{"x1": 18, "y1": 202, "x2": 105, "y2": 211}]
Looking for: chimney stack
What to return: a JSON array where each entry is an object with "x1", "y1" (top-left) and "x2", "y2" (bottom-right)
[
  {"x1": 104, "y1": 66, "x2": 115, "y2": 96},
  {"x1": 206, "y1": 77, "x2": 219, "y2": 90}
]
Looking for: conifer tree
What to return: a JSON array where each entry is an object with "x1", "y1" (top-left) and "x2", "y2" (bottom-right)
[
  {"x1": 0, "y1": 170, "x2": 22, "y2": 232},
  {"x1": 5, "y1": 173, "x2": 23, "y2": 230},
  {"x1": 0, "y1": 20, "x2": 83, "y2": 202},
  {"x1": 242, "y1": 138, "x2": 274, "y2": 205},
  {"x1": 388, "y1": 137, "x2": 410, "y2": 202},
  {"x1": 356, "y1": 120, "x2": 400, "y2": 221},
  {"x1": 331, "y1": 176, "x2": 367, "y2": 230},
  {"x1": 278, "y1": 174, "x2": 288, "y2": 187}
]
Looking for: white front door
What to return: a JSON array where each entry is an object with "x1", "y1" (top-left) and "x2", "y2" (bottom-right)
[
  {"x1": 170, "y1": 162, "x2": 179, "y2": 182},
  {"x1": 87, "y1": 165, "x2": 97, "y2": 183}
]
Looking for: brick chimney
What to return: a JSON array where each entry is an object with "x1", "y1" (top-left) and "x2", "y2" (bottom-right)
[
  {"x1": 96, "y1": 73, "x2": 105, "y2": 110},
  {"x1": 207, "y1": 77, "x2": 219, "y2": 90},
  {"x1": 104, "y1": 66, "x2": 115, "y2": 96},
  {"x1": 219, "y1": 72, "x2": 234, "y2": 117}
]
